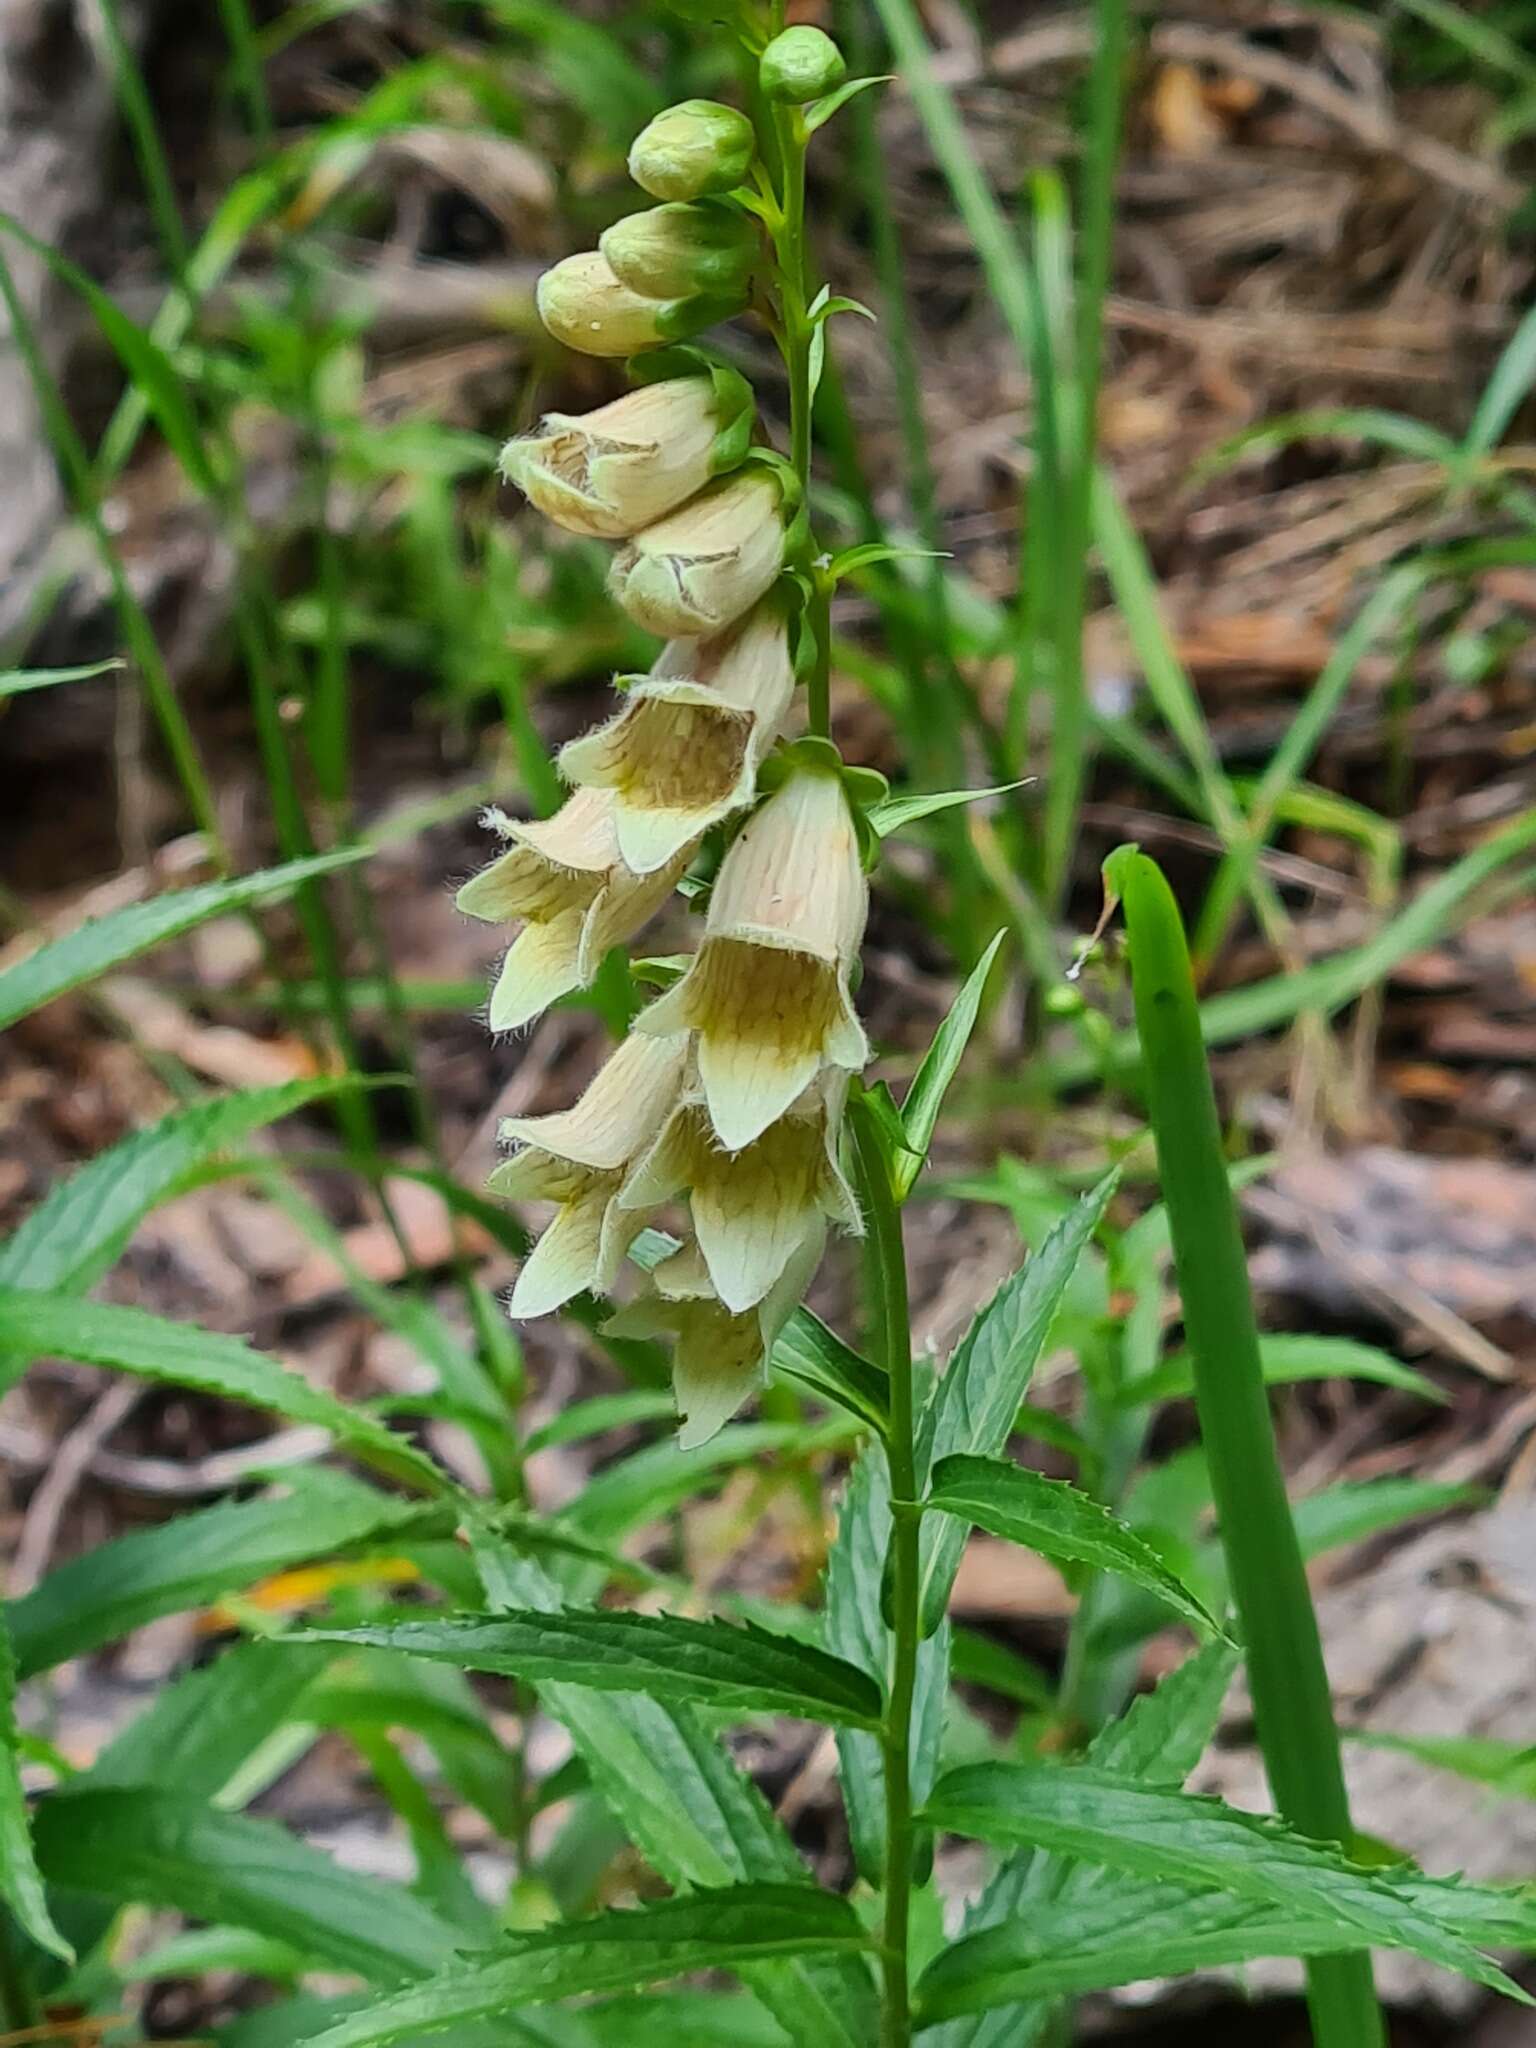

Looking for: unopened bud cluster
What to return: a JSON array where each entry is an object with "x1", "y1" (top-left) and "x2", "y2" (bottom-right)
[{"x1": 463, "y1": 69, "x2": 869, "y2": 1447}]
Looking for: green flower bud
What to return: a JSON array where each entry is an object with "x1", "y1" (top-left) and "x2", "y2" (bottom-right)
[
  {"x1": 535, "y1": 251, "x2": 740, "y2": 358},
  {"x1": 601, "y1": 203, "x2": 758, "y2": 301},
  {"x1": 760, "y1": 26, "x2": 846, "y2": 105},
  {"x1": 628, "y1": 99, "x2": 756, "y2": 203}
]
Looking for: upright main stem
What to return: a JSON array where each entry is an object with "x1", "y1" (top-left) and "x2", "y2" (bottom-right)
[
  {"x1": 770, "y1": 102, "x2": 832, "y2": 741},
  {"x1": 850, "y1": 1100, "x2": 919, "y2": 2048}
]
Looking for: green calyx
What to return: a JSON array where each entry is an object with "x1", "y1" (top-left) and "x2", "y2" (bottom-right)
[
  {"x1": 761, "y1": 26, "x2": 847, "y2": 105},
  {"x1": 628, "y1": 99, "x2": 756, "y2": 202},
  {"x1": 601, "y1": 203, "x2": 760, "y2": 301},
  {"x1": 622, "y1": 350, "x2": 757, "y2": 476},
  {"x1": 758, "y1": 734, "x2": 890, "y2": 868}
]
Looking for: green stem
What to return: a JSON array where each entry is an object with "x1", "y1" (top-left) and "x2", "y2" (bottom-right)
[
  {"x1": 766, "y1": 99, "x2": 832, "y2": 742},
  {"x1": 849, "y1": 1097, "x2": 918, "y2": 2048},
  {"x1": 1112, "y1": 846, "x2": 1384, "y2": 2048}
]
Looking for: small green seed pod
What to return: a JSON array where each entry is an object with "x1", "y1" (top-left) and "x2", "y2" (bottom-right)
[
  {"x1": 601, "y1": 203, "x2": 758, "y2": 300},
  {"x1": 628, "y1": 99, "x2": 756, "y2": 202},
  {"x1": 760, "y1": 26, "x2": 846, "y2": 105}
]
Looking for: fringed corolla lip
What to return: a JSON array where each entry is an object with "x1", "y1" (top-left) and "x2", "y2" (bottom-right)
[
  {"x1": 619, "y1": 1072, "x2": 857, "y2": 1313},
  {"x1": 604, "y1": 1221, "x2": 825, "y2": 1448},
  {"x1": 535, "y1": 251, "x2": 737, "y2": 358},
  {"x1": 558, "y1": 601, "x2": 794, "y2": 876},
  {"x1": 456, "y1": 791, "x2": 689, "y2": 1034},
  {"x1": 500, "y1": 376, "x2": 731, "y2": 541},
  {"x1": 491, "y1": 1149, "x2": 640, "y2": 1318},
  {"x1": 491, "y1": 1032, "x2": 689, "y2": 1318},
  {"x1": 607, "y1": 470, "x2": 785, "y2": 639},
  {"x1": 635, "y1": 768, "x2": 869, "y2": 1150}
]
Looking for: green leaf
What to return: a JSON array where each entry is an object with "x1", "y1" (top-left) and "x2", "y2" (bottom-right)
[
  {"x1": 918, "y1": 1879, "x2": 1397, "y2": 2022},
  {"x1": 773, "y1": 1308, "x2": 888, "y2": 1432},
  {"x1": 923, "y1": 1762, "x2": 1528, "y2": 2001},
  {"x1": 913, "y1": 1175, "x2": 1117, "y2": 1633},
  {"x1": 303, "y1": 1611, "x2": 883, "y2": 1730},
  {"x1": 894, "y1": 930, "x2": 1006, "y2": 1199},
  {"x1": 928, "y1": 1644, "x2": 1239, "y2": 2048},
  {"x1": 823, "y1": 1447, "x2": 949, "y2": 1883},
  {"x1": 0, "y1": 849, "x2": 362, "y2": 1030},
  {"x1": 0, "y1": 1609, "x2": 71, "y2": 1960},
  {"x1": 869, "y1": 783, "x2": 1025, "y2": 840},
  {"x1": 291, "y1": 1887, "x2": 870, "y2": 2048},
  {"x1": 468, "y1": 1538, "x2": 878, "y2": 2048},
  {"x1": 0, "y1": 1292, "x2": 447, "y2": 1491},
  {"x1": 0, "y1": 658, "x2": 124, "y2": 700},
  {"x1": 0, "y1": 211, "x2": 218, "y2": 495},
  {"x1": 948, "y1": 1628, "x2": 1053, "y2": 1711},
  {"x1": 523, "y1": 1390, "x2": 675, "y2": 1454},
  {"x1": 6, "y1": 1473, "x2": 436, "y2": 1678},
  {"x1": 1290, "y1": 1477, "x2": 1485, "y2": 1562},
  {"x1": 1123, "y1": 1334, "x2": 1445, "y2": 1409},
  {"x1": 0, "y1": 1079, "x2": 356, "y2": 1295},
  {"x1": 31, "y1": 1788, "x2": 459, "y2": 1984},
  {"x1": 83, "y1": 1636, "x2": 332, "y2": 1800},
  {"x1": 803, "y1": 73, "x2": 891, "y2": 132},
  {"x1": 1346, "y1": 1727, "x2": 1536, "y2": 1803},
  {"x1": 1466, "y1": 296, "x2": 1536, "y2": 454},
  {"x1": 927, "y1": 1453, "x2": 1224, "y2": 1639}
]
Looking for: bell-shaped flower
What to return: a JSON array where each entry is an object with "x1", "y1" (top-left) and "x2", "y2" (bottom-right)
[
  {"x1": 535, "y1": 251, "x2": 741, "y2": 359},
  {"x1": 456, "y1": 790, "x2": 689, "y2": 1033},
  {"x1": 608, "y1": 470, "x2": 785, "y2": 639},
  {"x1": 605, "y1": 1221, "x2": 825, "y2": 1448},
  {"x1": 619, "y1": 1071, "x2": 857, "y2": 1313},
  {"x1": 490, "y1": 1030, "x2": 688, "y2": 1317},
  {"x1": 557, "y1": 600, "x2": 793, "y2": 875},
  {"x1": 635, "y1": 767, "x2": 868, "y2": 1150},
  {"x1": 501, "y1": 373, "x2": 751, "y2": 541}
]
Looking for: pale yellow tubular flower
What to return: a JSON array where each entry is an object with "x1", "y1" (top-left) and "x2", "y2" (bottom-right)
[
  {"x1": 557, "y1": 601, "x2": 794, "y2": 876},
  {"x1": 501, "y1": 377, "x2": 726, "y2": 541},
  {"x1": 608, "y1": 470, "x2": 784, "y2": 639},
  {"x1": 499, "y1": 1027, "x2": 689, "y2": 1172},
  {"x1": 456, "y1": 791, "x2": 689, "y2": 1033},
  {"x1": 619, "y1": 1071, "x2": 856, "y2": 1313},
  {"x1": 636, "y1": 768, "x2": 868, "y2": 1150},
  {"x1": 606, "y1": 1220, "x2": 826, "y2": 1448},
  {"x1": 490, "y1": 1032, "x2": 688, "y2": 1318},
  {"x1": 534, "y1": 251, "x2": 681, "y2": 358}
]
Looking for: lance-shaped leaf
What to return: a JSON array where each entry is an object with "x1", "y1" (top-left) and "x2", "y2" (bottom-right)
[
  {"x1": 923, "y1": 1762, "x2": 1528, "y2": 2002},
  {"x1": 773, "y1": 1306, "x2": 888, "y2": 1433},
  {"x1": 914, "y1": 1175, "x2": 1117, "y2": 1633},
  {"x1": 303, "y1": 1610, "x2": 884, "y2": 1730},
  {"x1": 926, "y1": 1642, "x2": 1239, "y2": 2048},
  {"x1": 1, "y1": 1610, "x2": 71, "y2": 1961},
  {"x1": 467, "y1": 1536, "x2": 879, "y2": 2048},
  {"x1": 31, "y1": 1788, "x2": 460, "y2": 1984},
  {"x1": 0, "y1": 1078, "x2": 361, "y2": 1296},
  {"x1": 292, "y1": 1887, "x2": 871, "y2": 2048},
  {"x1": 920, "y1": 1857, "x2": 1536, "y2": 2023},
  {"x1": 893, "y1": 929, "x2": 1006, "y2": 1198},
  {"x1": 1121, "y1": 1333, "x2": 1444, "y2": 1409},
  {"x1": 0, "y1": 1292, "x2": 446, "y2": 1490},
  {"x1": 0, "y1": 849, "x2": 361, "y2": 1029},
  {"x1": 7, "y1": 1474, "x2": 437, "y2": 1678},
  {"x1": 926, "y1": 1453, "x2": 1224, "y2": 1639}
]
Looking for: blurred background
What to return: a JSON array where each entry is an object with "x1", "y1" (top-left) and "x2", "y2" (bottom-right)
[{"x1": 3, "y1": 2, "x2": 1536, "y2": 2040}]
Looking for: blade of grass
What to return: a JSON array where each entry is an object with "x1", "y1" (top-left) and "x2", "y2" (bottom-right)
[
  {"x1": 1107, "y1": 844, "x2": 1384, "y2": 2048},
  {"x1": 1040, "y1": 0, "x2": 1130, "y2": 911}
]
